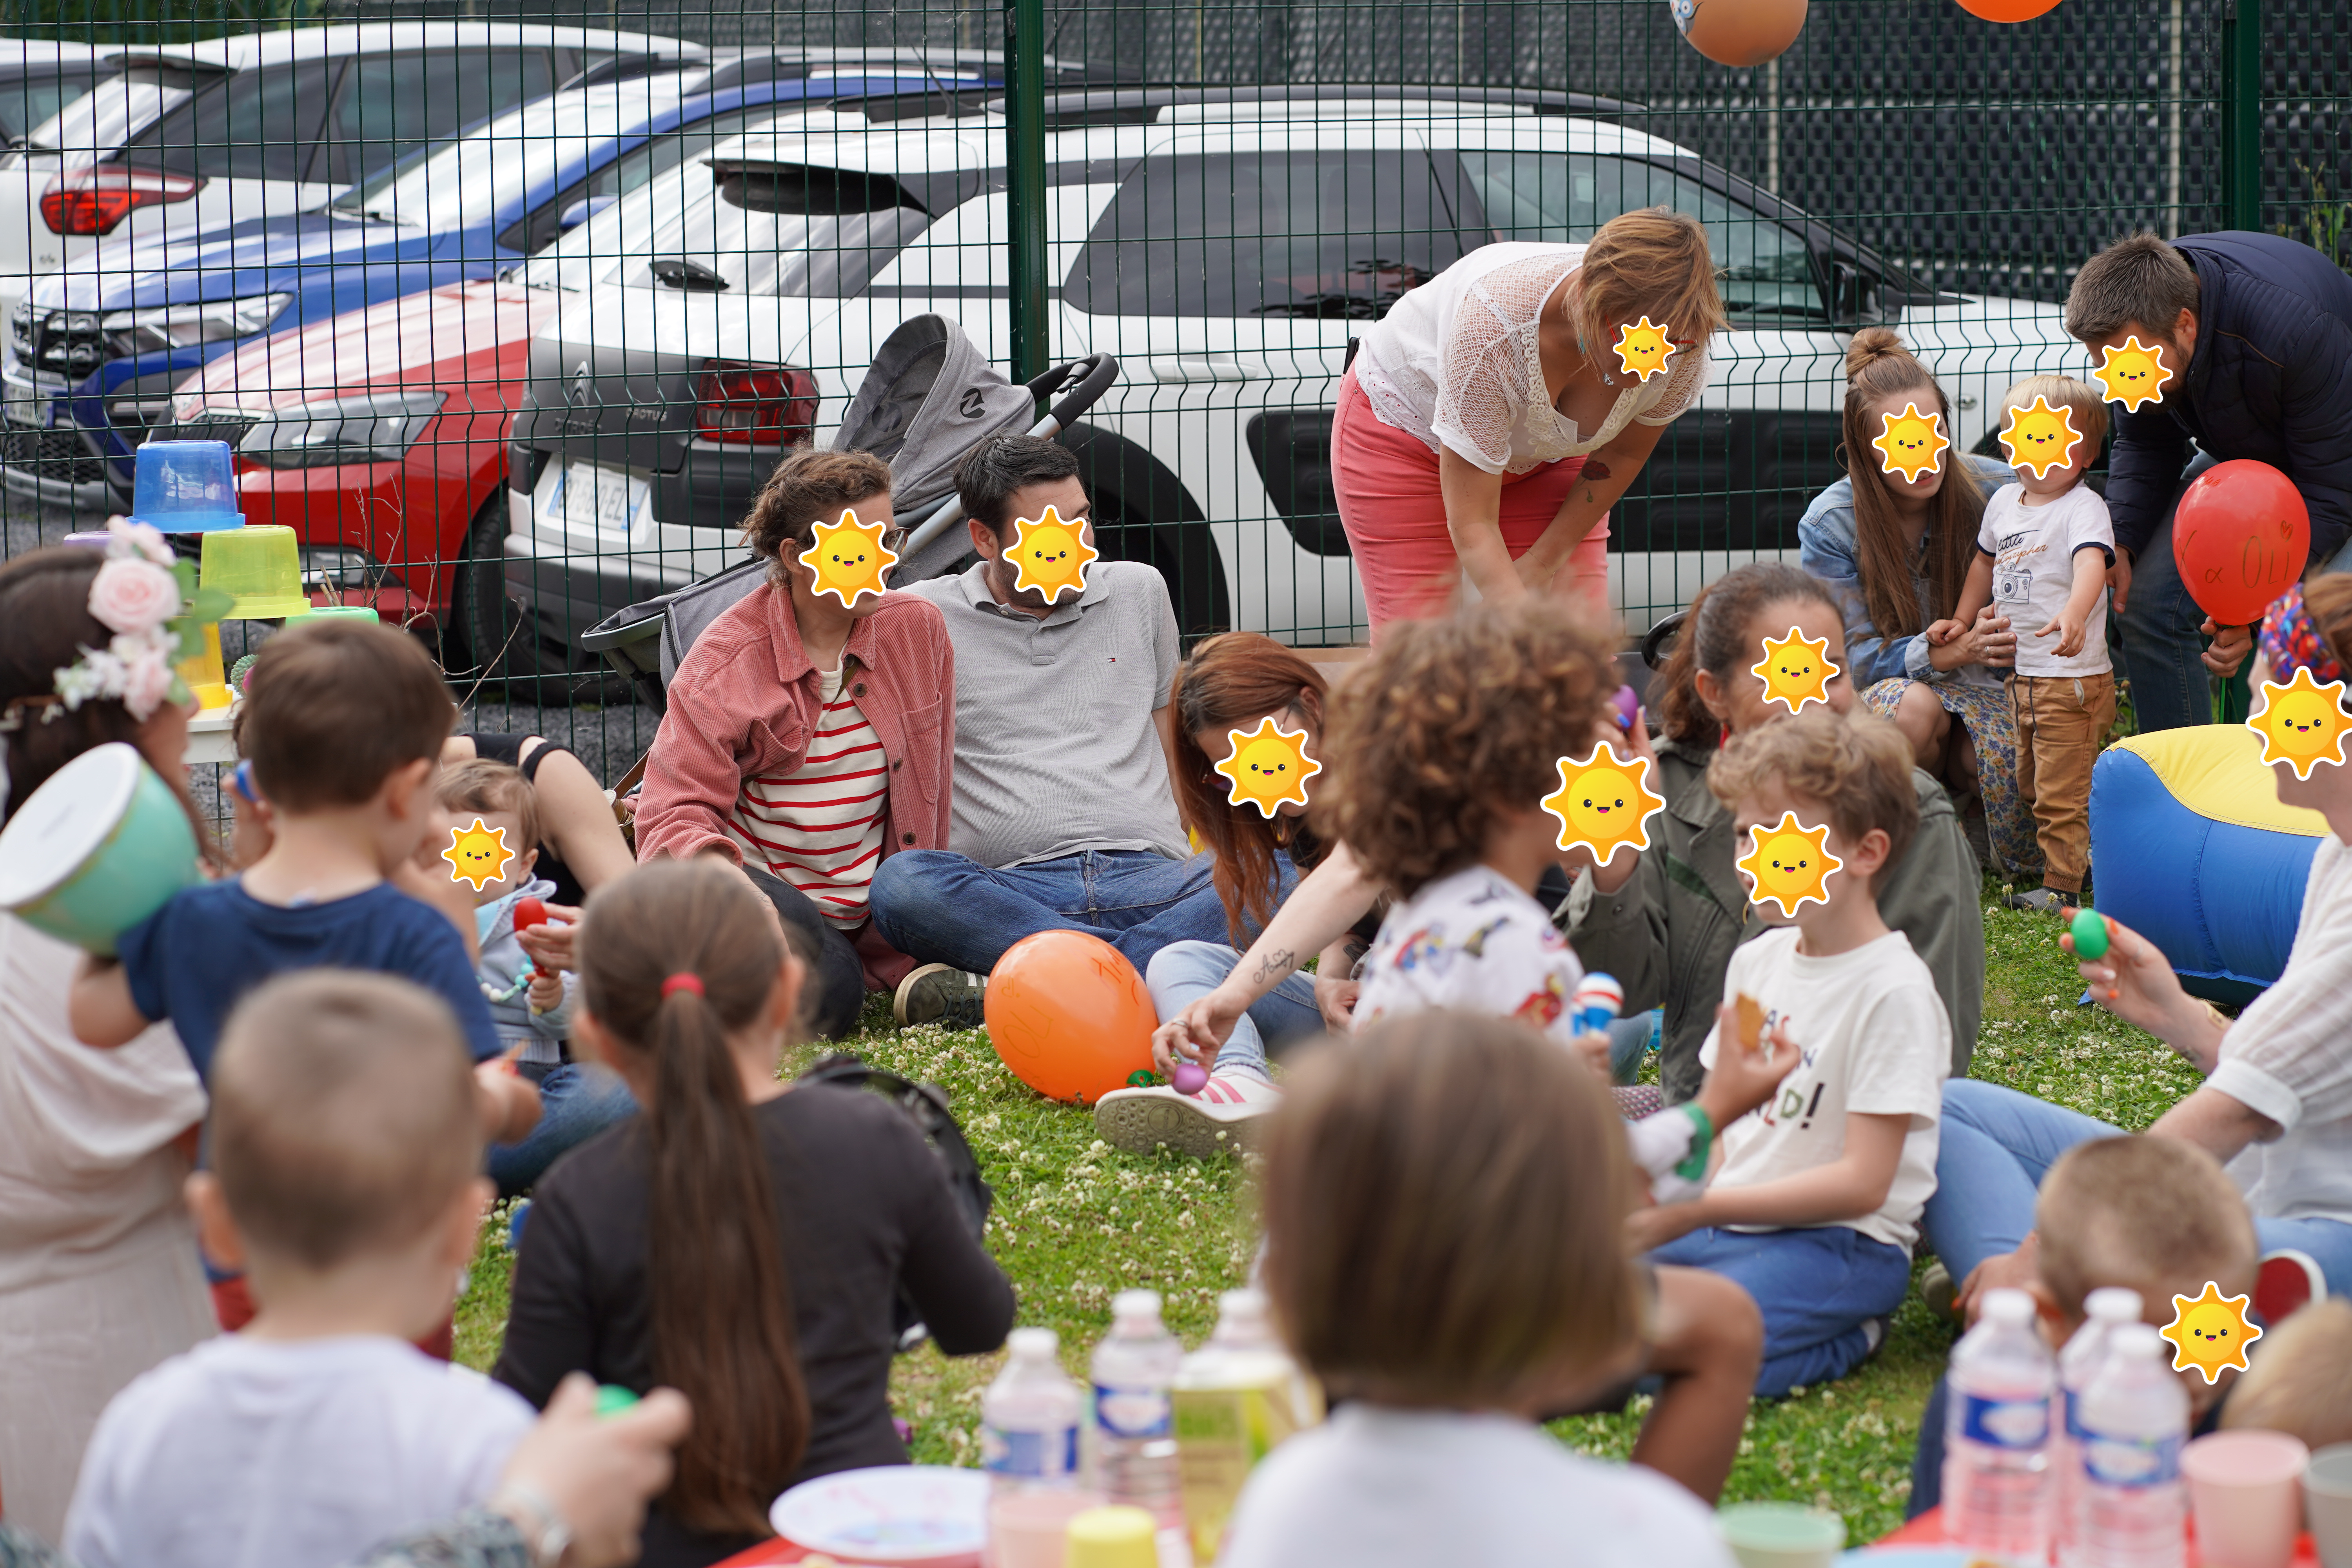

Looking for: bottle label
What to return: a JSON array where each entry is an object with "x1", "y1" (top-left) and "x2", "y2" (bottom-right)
[
  {"x1": 1959, "y1": 1393, "x2": 2050, "y2": 1450},
  {"x1": 1095, "y1": 1383, "x2": 1173, "y2": 1440},
  {"x1": 2063, "y1": 1388, "x2": 2087, "y2": 1441},
  {"x1": 981, "y1": 1423, "x2": 1079, "y2": 1479},
  {"x1": 2082, "y1": 1431, "x2": 2183, "y2": 1489}
]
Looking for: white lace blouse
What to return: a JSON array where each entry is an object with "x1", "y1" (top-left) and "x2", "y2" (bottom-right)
[{"x1": 1354, "y1": 242, "x2": 1711, "y2": 476}]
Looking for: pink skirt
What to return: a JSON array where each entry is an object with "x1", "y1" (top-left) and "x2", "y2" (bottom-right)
[{"x1": 1330, "y1": 365, "x2": 1611, "y2": 638}]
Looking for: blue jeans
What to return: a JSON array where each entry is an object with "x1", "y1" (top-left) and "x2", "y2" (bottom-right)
[
  {"x1": 869, "y1": 848, "x2": 1286, "y2": 978},
  {"x1": 2114, "y1": 453, "x2": 2218, "y2": 733},
  {"x1": 1923, "y1": 1078, "x2": 2352, "y2": 1296},
  {"x1": 1652, "y1": 1224, "x2": 1913, "y2": 1397},
  {"x1": 489, "y1": 1062, "x2": 639, "y2": 1198},
  {"x1": 1145, "y1": 939, "x2": 1324, "y2": 1080}
]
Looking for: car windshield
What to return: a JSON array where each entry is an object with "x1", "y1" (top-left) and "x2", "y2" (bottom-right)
[
  {"x1": 608, "y1": 154, "x2": 933, "y2": 298},
  {"x1": 327, "y1": 89, "x2": 672, "y2": 230},
  {"x1": 513, "y1": 155, "x2": 705, "y2": 292},
  {"x1": 24, "y1": 68, "x2": 190, "y2": 155}
]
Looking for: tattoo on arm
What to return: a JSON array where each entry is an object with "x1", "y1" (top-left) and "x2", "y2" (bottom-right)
[{"x1": 1250, "y1": 947, "x2": 1297, "y2": 984}]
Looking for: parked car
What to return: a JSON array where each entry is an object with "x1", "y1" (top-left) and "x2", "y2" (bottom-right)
[
  {"x1": 0, "y1": 39, "x2": 112, "y2": 146},
  {"x1": 145, "y1": 77, "x2": 1009, "y2": 677},
  {"x1": 0, "y1": 22, "x2": 706, "y2": 319},
  {"x1": 498, "y1": 89, "x2": 2082, "y2": 658},
  {"x1": 1, "y1": 64, "x2": 998, "y2": 513}
]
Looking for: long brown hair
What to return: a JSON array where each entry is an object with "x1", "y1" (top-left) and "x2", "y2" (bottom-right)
[
  {"x1": 576, "y1": 860, "x2": 810, "y2": 1536},
  {"x1": 1841, "y1": 327, "x2": 1985, "y2": 642},
  {"x1": 0, "y1": 547, "x2": 212, "y2": 856},
  {"x1": 1655, "y1": 561, "x2": 1838, "y2": 750},
  {"x1": 1169, "y1": 633, "x2": 1329, "y2": 944}
]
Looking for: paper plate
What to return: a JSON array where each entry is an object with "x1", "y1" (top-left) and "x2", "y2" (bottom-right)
[{"x1": 769, "y1": 1465, "x2": 990, "y2": 1567}]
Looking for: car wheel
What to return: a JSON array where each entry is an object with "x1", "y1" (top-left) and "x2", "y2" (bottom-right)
[{"x1": 451, "y1": 493, "x2": 627, "y2": 706}]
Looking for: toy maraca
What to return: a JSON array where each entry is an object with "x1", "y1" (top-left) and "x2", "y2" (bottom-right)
[
  {"x1": 1572, "y1": 972, "x2": 1623, "y2": 1036},
  {"x1": 1171, "y1": 1060, "x2": 1210, "y2": 1096},
  {"x1": 511, "y1": 895, "x2": 552, "y2": 978},
  {"x1": 1611, "y1": 685, "x2": 1641, "y2": 732},
  {"x1": 2067, "y1": 906, "x2": 2111, "y2": 961}
]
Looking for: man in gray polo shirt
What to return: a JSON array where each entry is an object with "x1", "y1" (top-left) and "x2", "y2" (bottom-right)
[{"x1": 871, "y1": 436, "x2": 1256, "y2": 1027}]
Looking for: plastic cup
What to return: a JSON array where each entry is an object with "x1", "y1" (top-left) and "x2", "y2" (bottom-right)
[
  {"x1": 2183, "y1": 1429, "x2": 2309, "y2": 1568},
  {"x1": 0, "y1": 742, "x2": 201, "y2": 955},
  {"x1": 129, "y1": 440, "x2": 243, "y2": 533},
  {"x1": 60, "y1": 531, "x2": 113, "y2": 548},
  {"x1": 989, "y1": 1488, "x2": 1105, "y2": 1568},
  {"x1": 173, "y1": 619, "x2": 231, "y2": 710},
  {"x1": 200, "y1": 524, "x2": 312, "y2": 619},
  {"x1": 1062, "y1": 1506, "x2": 1156, "y2": 1568},
  {"x1": 2308, "y1": 1443, "x2": 2352, "y2": 1568},
  {"x1": 1716, "y1": 1502, "x2": 1846, "y2": 1568},
  {"x1": 304, "y1": 604, "x2": 379, "y2": 624}
]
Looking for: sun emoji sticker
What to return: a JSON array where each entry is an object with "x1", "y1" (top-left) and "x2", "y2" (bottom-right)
[
  {"x1": 1611, "y1": 317, "x2": 1677, "y2": 383},
  {"x1": 1008, "y1": 504, "x2": 1098, "y2": 604},
  {"x1": 443, "y1": 817, "x2": 517, "y2": 892},
  {"x1": 1541, "y1": 746, "x2": 1667, "y2": 867},
  {"x1": 1871, "y1": 402, "x2": 1950, "y2": 482},
  {"x1": 2245, "y1": 666, "x2": 2352, "y2": 779},
  {"x1": 2160, "y1": 1280, "x2": 2262, "y2": 1385},
  {"x1": 1751, "y1": 627, "x2": 1838, "y2": 715},
  {"x1": 1214, "y1": 717, "x2": 1321, "y2": 818},
  {"x1": 796, "y1": 508, "x2": 899, "y2": 609},
  {"x1": 1999, "y1": 396, "x2": 2086, "y2": 479},
  {"x1": 1737, "y1": 811, "x2": 1842, "y2": 918},
  {"x1": 2092, "y1": 335, "x2": 2173, "y2": 412}
]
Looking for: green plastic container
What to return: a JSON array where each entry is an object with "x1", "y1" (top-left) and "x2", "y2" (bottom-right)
[
  {"x1": 0, "y1": 742, "x2": 200, "y2": 954},
  {"x1": 304, "y1": 605, "x2": 380, "y2": 624},
  {"x1": 1717, "y1": 1502, "x2": 1846, "y2": 1568},
  {"x1": 201, "y1": 524, "x2": 313, "y2": 619}
]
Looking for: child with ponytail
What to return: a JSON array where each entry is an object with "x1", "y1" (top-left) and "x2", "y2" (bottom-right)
[{"x1": 494, "y1": 860, "x2": 1015, "y2": 1568}]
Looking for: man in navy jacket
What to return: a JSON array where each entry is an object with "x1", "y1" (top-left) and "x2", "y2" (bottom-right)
[{"x1": 2064, "y1": 231, "x2": 2352, "y2": 731}]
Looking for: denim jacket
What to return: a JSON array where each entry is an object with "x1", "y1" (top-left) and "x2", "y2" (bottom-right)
[{"x1": 1796, "y1": 455, "x2": 2013, "y2": 688}]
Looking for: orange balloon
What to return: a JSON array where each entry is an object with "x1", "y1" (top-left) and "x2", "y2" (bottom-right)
[
  {"x1": 984, "y1": 931, "x2": 1156, "y2": 1105},
  {"x1": 1953, "y1": 0, "x2": 2063, "y2": 20},
  {"x1": 1671, "y1": 0, "x2": 1809, "y2": 68}
]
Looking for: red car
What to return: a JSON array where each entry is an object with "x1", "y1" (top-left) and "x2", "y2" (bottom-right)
[{"x1": 166, "y1": 277, "x2": 560, "y2": 678}]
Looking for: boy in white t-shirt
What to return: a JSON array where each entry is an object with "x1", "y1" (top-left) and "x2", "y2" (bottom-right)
[
  {"x1": 65, "y1": 972, "x2": 534, "y2": 1568},
  {"x1": 1939, "y1": 374, "x2": 2116, "y2": 915},
  {"x1": 1635, "y1": 711, "x2": 1950, "y2": 1398}
]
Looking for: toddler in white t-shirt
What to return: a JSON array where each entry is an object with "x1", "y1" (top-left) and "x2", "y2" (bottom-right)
[
  {"x1": 65, "y1": 973, "x2": 533, "y2": 1568},
  {"x1": 1635, "y1": 711, "x2": 1949, "y2": 1399},
  {"x1": 1939, "y1": 374, "x2": 2116, "y2": 913}
]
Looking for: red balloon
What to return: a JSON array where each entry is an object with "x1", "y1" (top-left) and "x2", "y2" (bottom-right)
[
  {"x1": 984, "y1": 931, "x2": 1156, "y2": 1105},
  {"x1": 1953, "y1": 0, "x2": 2062, "y2": 20},
  {"x1": 2172, "y1": 460, "x2": 2312, "y2": 627}
]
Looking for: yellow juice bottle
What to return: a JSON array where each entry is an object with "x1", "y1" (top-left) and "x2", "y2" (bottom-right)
[{"x1": 1171, "y1": 1289, "x2": 1321, "y2": 1564}]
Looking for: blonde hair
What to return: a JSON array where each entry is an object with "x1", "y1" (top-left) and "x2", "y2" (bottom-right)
[
  {"x1": 2221, "y1": 1299, "x2": 2352, "y2": 1450},
  {"x1": 2034, "y1": 1136, "x2": 2257, "y2": 1318},
  {"x1": 2000, "y1": 374, "x2": 2110, "y2": 461},
  {"x1": 1577, "y1": 207, "x2": 1729, "y2": 373},
  {"x1": 435, "y1": 759, "x2": 541, "y2": 858},
  {"x1": 1705, "y1": 709, "x2": 1920, "y2": 877},
  {"x1": 1259, "y1": 1011, "x2": 1642, "y2": 1408}
]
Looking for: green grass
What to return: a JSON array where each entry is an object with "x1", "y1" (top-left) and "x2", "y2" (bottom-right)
[{"x1": 453, "y1": 888, "x2": 2182, "y2": 1545}]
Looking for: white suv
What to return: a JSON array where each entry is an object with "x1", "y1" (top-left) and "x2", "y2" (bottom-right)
[
  {"x1": 0, "y1": 22, "x2": 703, "y2": 316},
  {"x1": 503, "y1": 89, "x2": 2080, "y2": 654}
]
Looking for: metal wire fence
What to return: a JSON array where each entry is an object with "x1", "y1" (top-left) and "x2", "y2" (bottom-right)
[{"x1": 0, "y1": 0, "x2": 2343, "y2": 809}]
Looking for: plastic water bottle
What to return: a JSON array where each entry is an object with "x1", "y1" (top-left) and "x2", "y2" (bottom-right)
[
  {"x1": 1944, "y1": 1287, "x2": 2057, "y2": 1564},
  {"x1": 1090, "y1": 1289, "x2": 1183, "y2": 1531},
  {"x1": 2074, "y1": 1325, "x2": 2187, "y2": 1568},
  {"x1": 2057, "y1": 1287, "x2": 2145, "y2": 1567},
  {"x1": 983, "y1": 1327, "x2": 1084, "y2": 1494}
]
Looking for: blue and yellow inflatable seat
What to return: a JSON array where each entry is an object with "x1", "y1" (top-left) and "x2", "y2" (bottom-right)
[{"x1": 2089, "y1": 726, "x2": 2328, "y2": 1003}]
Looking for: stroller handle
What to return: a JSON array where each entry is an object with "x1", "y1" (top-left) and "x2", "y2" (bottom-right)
[{"x1": 902, "y1": 352, "x2": 1122, "y2": 561}]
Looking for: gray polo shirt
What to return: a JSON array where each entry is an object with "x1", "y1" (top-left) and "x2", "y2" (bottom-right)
[{"x1": 906, "y1": 560, "x2": 1188, "y2": 867}]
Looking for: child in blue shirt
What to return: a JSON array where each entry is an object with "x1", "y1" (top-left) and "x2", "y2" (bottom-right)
[{"x1": 70, "y1": 618, "x2": 539, "y2": 1147}]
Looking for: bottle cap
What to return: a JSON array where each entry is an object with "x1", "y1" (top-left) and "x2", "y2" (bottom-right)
[
  {"x1": 2107, "y1": 1323, "x2": 2163, "y2": 1360},
  {"x1": 2085, "y1": 1286, "x2": 2145, "y2": 1323},
  {"x1": 1063, "y1": 1506, "x2": 1157, "y2": 1568},
  {"x1": 1111, "y1": 1289, "x2": 1163, "y2": 1320},
  {"x1": 1981, "y1": 1287, "x2": 2036, "y2": 1325},
  {"x1": 1009, "y1": 1326, "x2": 1060, "y2": 1361}
]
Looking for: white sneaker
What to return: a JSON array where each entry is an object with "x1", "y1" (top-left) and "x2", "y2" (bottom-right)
[{"x1": 1094, "y1": 1073, "x2": 1280, "y2": 1159}]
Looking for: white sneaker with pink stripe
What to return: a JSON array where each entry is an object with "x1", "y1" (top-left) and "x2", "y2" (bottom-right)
[{"x1": 1094, "y1": 1072, "x2": 1280, "y2": 1159}]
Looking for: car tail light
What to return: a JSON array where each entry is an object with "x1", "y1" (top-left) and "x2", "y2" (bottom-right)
[
  {"x1": 694, "y1": 361, "x2": 818, "y2": 447},
  {"x1": 40, "y1": 165, "x2": 203, "y2": 237}
]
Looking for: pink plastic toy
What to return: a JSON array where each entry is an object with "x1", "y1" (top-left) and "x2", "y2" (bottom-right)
[
  {"x1": 1171, "y1": 1060, "x2": 1210, "y2": 1096},
  {"x1": 1612, "y1": 686, "x2": 1641, "y2": 731}
]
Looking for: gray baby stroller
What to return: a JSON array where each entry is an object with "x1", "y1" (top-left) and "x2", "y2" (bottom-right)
[{"x1": 578, "y1": 314, "x2": 1118, "y2": 714}]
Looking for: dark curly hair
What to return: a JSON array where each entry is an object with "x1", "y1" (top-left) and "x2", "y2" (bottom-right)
[{"x1": 1312, "y1": 602, "x2": 1617, "y2": 897}]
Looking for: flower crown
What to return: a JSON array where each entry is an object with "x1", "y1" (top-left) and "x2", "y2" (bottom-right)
[{"x1": 0, "y1": 520, "x2": 234, "y2": 733}]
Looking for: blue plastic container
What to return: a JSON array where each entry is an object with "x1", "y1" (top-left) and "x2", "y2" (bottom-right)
[{"x1": 127, "y1": 441, "x2": 243, "y2": 534}]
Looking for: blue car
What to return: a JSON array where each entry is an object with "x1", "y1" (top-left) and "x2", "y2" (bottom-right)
[{"x1": 0, "y1": 57, "x2": 988, "y2": 508}]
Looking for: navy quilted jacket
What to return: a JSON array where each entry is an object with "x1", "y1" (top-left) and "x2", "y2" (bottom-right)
[{"x1": 2105, "y1": 231, "x2": 2352, "y2": 567}]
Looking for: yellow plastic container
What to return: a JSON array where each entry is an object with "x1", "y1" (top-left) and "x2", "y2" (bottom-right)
[
  {"x1": 200, "y1": 525, "x2": 312, "y2": 619},
  {"x1": 172, "y1": 620, "x2": 232, "y2": 710},
  {"x1": 1063, "y1": 1506, "x2": 1157, "y2": 1568}
]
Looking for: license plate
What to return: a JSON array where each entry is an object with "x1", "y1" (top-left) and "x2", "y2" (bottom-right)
[{"x1": 543, "y1": 461, "x2": 648, "y2": 539}]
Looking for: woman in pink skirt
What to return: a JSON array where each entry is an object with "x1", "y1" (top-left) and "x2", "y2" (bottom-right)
[{"x1": 1336, "y1": 208, "x2": 1728, "y2": 636}]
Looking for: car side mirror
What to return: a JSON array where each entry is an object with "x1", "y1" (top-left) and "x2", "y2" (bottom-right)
[{"x1": 558, "y1": 196, "x2": 618, "y2": 232}]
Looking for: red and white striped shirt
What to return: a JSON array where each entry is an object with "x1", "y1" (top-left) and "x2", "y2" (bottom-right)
[{"x1": 726, "y1": 666, "x2": 889, "y2": 928}]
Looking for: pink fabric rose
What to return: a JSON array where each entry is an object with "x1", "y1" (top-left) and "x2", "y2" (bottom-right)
[
  {"x1": 88, "y1": 557, "x2": 181, "y2": 636},
  {"x1": 107, "y1": 517, "x2": 175, "y2": 566},
  {"x1": 113, "y1": 633, "x2": 179, "y2": 720}
]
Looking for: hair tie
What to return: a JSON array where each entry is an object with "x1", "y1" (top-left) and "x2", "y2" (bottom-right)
[{"x1": 661, "y1": 972, "x2": 705, "y2": 1000}]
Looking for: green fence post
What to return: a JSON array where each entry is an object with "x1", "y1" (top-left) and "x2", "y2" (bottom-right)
[
  {"x1": 2219, "y1": 0, "x2": 2263, "y2": 231},
  {"x1": 1002, "y1": 0, "x2": 1050, "y2": 383}
]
